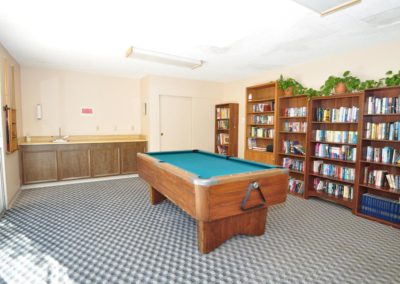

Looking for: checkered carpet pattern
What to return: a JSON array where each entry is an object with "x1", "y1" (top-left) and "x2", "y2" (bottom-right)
[{"x1": 0, "y1": 178, "x2": 399, "y2": 284}]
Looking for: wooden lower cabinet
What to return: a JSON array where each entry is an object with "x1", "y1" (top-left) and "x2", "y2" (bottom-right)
[
  {"x1": 91, "y1": 144, "x2": 120, "y2": 177},
  {"x1": 22, "y1": 146, "x2": 58, "y2": 184},
  {"x1": 245, "y1": 150, "x2": 275, "y2": 165},
  {"x1": 20, "y1": 141, "x2": 147, "y2": 184},
  {"x1": 120, "y1": 142, "x2": 147, "y2": 174},
  {"x1": 58, "y1": 145, "x2": 91, "y2": 180}
]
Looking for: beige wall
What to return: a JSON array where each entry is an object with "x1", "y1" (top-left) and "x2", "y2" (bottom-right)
[
  {"x1": 142, "y1": 75, "x2": 224, "y2": 152},
  {"x1": 223, "y1": 41, "x2": 400, "y2": 158},
  {"x1": 21, "y1": 67, "x2": 141, "y2": 137},
  {"x1": 0, "y1": 43, "x2": 22, "y2": 207}
]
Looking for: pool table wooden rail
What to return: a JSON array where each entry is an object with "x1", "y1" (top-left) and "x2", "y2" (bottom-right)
[{"x1": 137, "y1": 152, "x2": 288, "y2": 253}]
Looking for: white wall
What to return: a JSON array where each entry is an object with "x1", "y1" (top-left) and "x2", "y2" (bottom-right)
[
  {"x1": 142, "y1": 75, "x2": 224, "y2": 152},
  {"x1": 223, "y1": 41, "x2": 400, "y2": 158},
  {"x1": 0, "y1": 43, "x2": 22, "y2": 206},
  {"x1": 21, "y1": 67, "x2": 141, "y2": 137}
]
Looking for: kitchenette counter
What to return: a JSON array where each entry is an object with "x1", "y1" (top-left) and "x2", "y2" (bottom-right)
[{"x1": 18, "y1": 135, "x2": 147, "y2": 145}]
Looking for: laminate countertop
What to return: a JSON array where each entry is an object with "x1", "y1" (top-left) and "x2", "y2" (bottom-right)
[{"x1": 18, "y1": 135, "x2": 147, "y2": 146}]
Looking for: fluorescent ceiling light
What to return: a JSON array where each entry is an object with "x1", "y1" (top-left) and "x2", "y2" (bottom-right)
[
  {"x1": 292, "y1": 0, "x2": 361, "y2": 16},
  {"x1": 126, "y1": 46, "x2": 204, "y2": 69}
]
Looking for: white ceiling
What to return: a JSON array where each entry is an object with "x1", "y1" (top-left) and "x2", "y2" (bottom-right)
[{"x1": 0, "y1": 0, "x2": 399, "y2": 82}]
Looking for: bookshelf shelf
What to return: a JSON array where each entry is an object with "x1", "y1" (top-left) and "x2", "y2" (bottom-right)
[
  {"x1": 310, "y1": 140, "x2": 357, "y2": 146},
  {"x1": 311, "y1": 121, "x2": 359, "y2": 124},
  {"x1": 309, "y1": 190, "x2": 353, "y2": 209},
  {"x1": 309, "y1": 173, "x2": 355, "y2": 185},
  {"x1": 279, "y1": 95, "x2": 307, "y2": 100},
  {"x1": 311, "y1": 156, "x2": 356, "y2": 164},
  {"x1": 248, "y1": 98, "x2": 274, "y2": 103},
  {"x1": 279, "y1": 131, "x2": 306, "y2": 134},
  {"x1": 289, "y1": 169, "x2": 305, "y2": 175},
  {"x1": 279, "y1": 116, "x2": 307, "y2": 119},
  {"x1": 356, "y1": 86, "x2": 400, "y2": 227},
  {"x1": 356, "y1": 212, "x2": 400, "y2": 229},
  {"x1": 245, "y1": 82, "x2": 279, "y2": 164},
  {"x1": 359, "y1": 183, "x2": 400, "y2": 195},
  {"x1": 362, "y1": 139, "x2": 400, "y2": 143},
  {"x1": 215, "y1": 103, "x2": 238, "y2": 156},
  {"x1": 279, "y1": 152, "x2": 305, "y2": 158},
  {"x1": 360, "y1": 160, "x2": 400, "y2": 168}
]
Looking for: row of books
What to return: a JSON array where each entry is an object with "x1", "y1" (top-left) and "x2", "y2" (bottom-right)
[
  {"x1": 283, "y1": 107, "x2": 307, "y2": 117},
  {"x1": 314, "y1": 178, "x2": 354, "y2": 200},
  {"x1": 282, "y1": 140, "x2": 305, "y2": 155},
  {"x1": 288, "y1": 178, "x2": 304, "y2": 194},
  {"x1": 360, "y1": 194, "x2": 399, "y2": 224},
  {"x1": 365, "y1": 146, "x2": 400, "y2": 165},
  {"x1": 252, "y1": 102, "x2": 274, "y2": 113},
  {"x1": 216, "y1": 145, "x2": 228, "y2": 155},
  {"x1": 315, "y1": 130, "x2": 358, "y2": 144},
  {"x1": 251, "y1": 115, "x2": 274, "y2": 125},
  {"x1": 363, "y1": 167, "x2": 400, "y2": 190},
  {"x1": 314, "y1": 143, "x2": 357, "y2": 162},
  {"x1": 251, "y1": 127, "x2": 274, "y2": 138},
  {"x1": 366, "y1": 96, "x2": 400, "y2": 115},
  {"x1": 283, "y1": 122, "x2": 307, "y2": 133},
  {"x1": 216, "y1": 133, "x2": 229, "y2": 145},
  {"x1": 247, "y1": 138, "x2": 272, "y2": 152},
  {"x1": 282, "y1": 158, "x2": 304, "y2": 172},
  {"x1": 365, "y1": 122, "x2": 400, "y2": 141},
  {"x1": 216, "y1": 108, "x2": 230, "y2": 119},
  {"x1": 315, "y1": 106, "x2": 359, "y2": 123},
  {"x1": 217, "y1": 120, "x2": 229, "y2": 130},
  {"x1": 313, "y1": 160, "x2": 355, "y2": 181}
]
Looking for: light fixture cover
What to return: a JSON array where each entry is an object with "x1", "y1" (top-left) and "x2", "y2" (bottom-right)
[
  {"x1": 126, "y1": 46, "x2": 204, "y2": 69},
  {"x1": 292, "y1": 0, "x2": 361, "y2": 16}
]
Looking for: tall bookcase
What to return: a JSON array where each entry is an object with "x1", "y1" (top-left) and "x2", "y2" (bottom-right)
[
  {"x1": 215, "y1": 103, "x2": 238, "y2": 156},
  {"x1": 245, "y1": 82, "x2": 279, "y2": 164},
  {"x1": 305, "y1": 92, "x2": 364, "y2": 213},
  {"x1": 276, "y1": 94, "x2": 309, "y2": 197},
  {"x1": 356, "y1": 86, "x2": 400, "y2": 228}
]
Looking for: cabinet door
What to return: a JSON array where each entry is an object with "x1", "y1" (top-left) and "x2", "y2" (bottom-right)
[
  {"x1": 91, "y1": 144, "x2": 120, "y2": 177},
  {"x1": 120, "y1": 142, "x2": 147, "y2": 174},
  {"x1": 22, "y1": 147, "x2": 58, "y2": 184},
  {"x1": 58, "y1": 145, "x2": 91, "y2": 180}
]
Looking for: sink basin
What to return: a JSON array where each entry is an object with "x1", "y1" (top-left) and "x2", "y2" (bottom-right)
[{"x1": 52, "y1": 139, "x2": 69, "y2": 143}]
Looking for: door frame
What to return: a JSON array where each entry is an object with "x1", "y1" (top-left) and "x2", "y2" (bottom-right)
[{"x1": 159, "y1": 94, "x2": 193, "y2": 151}]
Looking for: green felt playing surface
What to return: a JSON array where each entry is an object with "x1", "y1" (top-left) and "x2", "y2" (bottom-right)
[{"x1": 147, "y1": 150, "x2": 276, "y2": 179}]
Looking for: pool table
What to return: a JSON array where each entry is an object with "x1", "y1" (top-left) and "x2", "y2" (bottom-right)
[{"x1": 137, "y1": 150, "x2": 288, "y2": 253}]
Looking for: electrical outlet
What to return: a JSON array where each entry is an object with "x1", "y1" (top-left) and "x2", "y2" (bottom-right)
[
  {"x1": 96, "y1": 125, "x2": 100, "y2": 131},
  {"x1": 131, "y1": 125, "x2": 135, "y2": 131},
  {"x1": 114, "y1": 125, "x2": 118, "y2": 131}
]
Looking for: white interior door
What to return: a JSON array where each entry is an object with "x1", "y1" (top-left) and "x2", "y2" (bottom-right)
[{"x1": 160, "y1": 95, "x2": 192, "y2": 151}]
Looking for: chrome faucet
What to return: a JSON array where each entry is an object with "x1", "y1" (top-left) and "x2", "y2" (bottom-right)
[{"x1": 52, "y1": 127, "x2": 69, "y2": 142}]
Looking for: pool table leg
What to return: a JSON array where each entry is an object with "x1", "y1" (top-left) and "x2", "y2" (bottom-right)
[
  {"x1": 149, "y1": 186, "x2": 166, "y2": 205},
  {"x1": 197, "y1": 207, "x2": 268, "y2": 254}
]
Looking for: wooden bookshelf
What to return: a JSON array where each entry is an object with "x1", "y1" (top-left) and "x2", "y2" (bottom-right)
[
  {"x1": 245, "y1": 82, "x2": 279, "y2": 164},
  {"x1": 356, "y1": 86, "x2": 400, "y2": 228},
  {"x1": 276, "y1": 94, "x2": 309, "y2": 197},
  {"x1": 215, "y1": 103, "x2": 238, "y2": 156},
  {"x1": 305, "y1": 92, "x2": 364, "y2": 213}
]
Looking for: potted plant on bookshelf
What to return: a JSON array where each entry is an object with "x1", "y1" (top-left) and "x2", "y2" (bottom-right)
[
  {"x1": 277, "y1": 75, "x2": 304, "y2": 96},
  {"x1": 320, "y1": 71, "x2": 361, "y2": 96},
  {"x1": 304, "y1": 87, "x2": 320, "y2": 100},
  {"x1": 383, "y1": 70, "x2": 400, "y2": 86}
]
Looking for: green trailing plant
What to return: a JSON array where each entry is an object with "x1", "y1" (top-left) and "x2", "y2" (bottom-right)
[
  {"x1": 383, "y1": 70, "x2": 400, "y2": 87},
  {"x1": 320, "y1": 71, "x2": 361, "y2": 96},
  {"x1": 304, "y1": 88, "x2": 320, "y2": 100},
  {"x1": 359, "y1": 79, "x2": 383, "y2": 90},
  {"x1": 277, "y1": 75, "x2": 304, "y2": 96}
]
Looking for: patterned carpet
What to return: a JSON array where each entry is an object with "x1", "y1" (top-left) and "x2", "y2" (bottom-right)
[{"x1": 0, "y1": 178, "x2": 399, "y2": 284}]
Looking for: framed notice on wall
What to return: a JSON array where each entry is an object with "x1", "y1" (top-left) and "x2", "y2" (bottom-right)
[{"x1": 81, "y1": 107, "x2": 94, "y2": 116}]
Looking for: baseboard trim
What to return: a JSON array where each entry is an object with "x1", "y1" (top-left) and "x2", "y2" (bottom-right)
[
  {"x1": 20, "y1": 174, "x2": 139, "y2": 190},
  {"x1": 7, "y1": 188, "x2": 22, "y2": 209}
]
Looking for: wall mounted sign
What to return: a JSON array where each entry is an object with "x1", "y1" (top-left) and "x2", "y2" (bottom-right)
[{"x1": 81, "y1": 107, "x2": 94, "y2": 116}]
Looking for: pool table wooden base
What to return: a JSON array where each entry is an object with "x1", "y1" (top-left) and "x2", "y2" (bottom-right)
[
  {"x1": 138, "y1": 152, "x2": 288, "y2": 254},
  {"x1": 149, "y1": 185, "x2": 268, "y2": 254}
]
